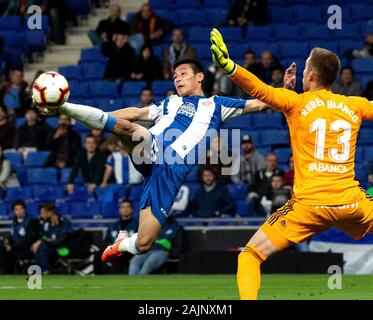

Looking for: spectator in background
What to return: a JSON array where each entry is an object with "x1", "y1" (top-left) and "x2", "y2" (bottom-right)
[
  {"x1": 163, "y1": 29, "x2": 196, "y2": 80},
  {"x1": 139, "y1": 87, "x2": 154, "y2": 107},
  {"x1": 256, "y1": 51, "x2": 282, "y2": 84},
  {"x1": 0, "y1": 68, "x2": 30, "y2": 117},
  {"x1": 129, "y1": 3, "x2": 172, "y2": 46},
  {"x1": 332, "y1": 67, "x2": 362, "y2": 97},
  {"x1": 283, "y1": 155, "x2": 294, "y2": 188},
  {"x1": 188, "y1": 167, "x2": 235, "y2": 218},
  {"x1": 129, "y1": 216, "x2": 182, "y2": 275},
  {"x1": 99, "y1": 133, "x2": 120, "y2": 154},
  {"x1": 231, "y1": 134, "x2": 265, "y2": 185},
  {"x1": 14, "y1": 108, "x2": 53, "y2": 152},
  {"x1": 131, "y1": 45, "x2": 163, "y2": 83},
  {"x1": 32, "y1": 203, "x2": 73, "y2": 274},
  {"x1": 346, "y1": 33, "x2": 373, "y2": 59},
  {"x1": 102, "y1": 32, "x2": 136, "y2": 80},
  {"x1": 0, "y1": 200, "x2": 40, "y2": 274},
  {"x1": 0, "y1": 147, "x2": 19, "y2": 189},
  {"x1": 270, "y1": 67, "x2": 284, "y2": 88},
  {"x1": 260, "y1": 174, "x2": 291, "y2": 215},
  {"x1": 88, "y1": 3, "x2": 129, "y2": 48},
  {"x1": 67, "y1": 134, "x2": 107, "y2": 195},
  {"x1": 243, "y1": 50, "x2": 260, "y2": 75},
  {"x1": 247, "y1": 153, "x2": 284, "y2": 216},
  {"x1": 91, "y1": 129, "x2": 105, "y2": 149},
  {"x1": 227, "y1": 0, "x2": 268, "y2": 27},
  {"x1": 0, "y1": 105, "x2": 16, "y2": 150},
  {"x1": 96, "y1": 200, "x2": 138, "y2": 274},
  {"x1": 44, "y1": 114, "x2": 81, "y2": 169}
]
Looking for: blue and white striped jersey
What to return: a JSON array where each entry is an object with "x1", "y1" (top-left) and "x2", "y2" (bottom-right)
[{"x1": 148, "y1": 95, "x2": 246, "y2": 161}]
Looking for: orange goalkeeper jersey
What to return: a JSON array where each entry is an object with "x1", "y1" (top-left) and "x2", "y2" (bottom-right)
[{"x1": 231, "y1": 65, "x2": 373, "y2": 206}]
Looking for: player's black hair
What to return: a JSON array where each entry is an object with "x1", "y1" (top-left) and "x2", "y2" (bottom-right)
[
  {"x1": 271, "y1": 174, "x2": 283, "y2": 180},
  {"x1": 119, "y1": 199, "x2": 133, "y2": 207},
  {"x1": 245, "y1": 50, "x2": 256, "y2": 57},
  {"x1": 40, "y1": 202, "x2": 57, "y2": 213},
  {"x1": 173, "y1": 59, "x2": 205, "y2": 75},
  {"x1": 141, "y1": 87, "x2": 153, "y2": 94},
  {"x1": 84, "y1": 133, "x2": 96, "y2": 142},
  {"x1": 11, "y1": 199, "x2": 26, "y2": 211},
  {"x1": 340, "y1": 66, "x2": 354, "y2": 75}
]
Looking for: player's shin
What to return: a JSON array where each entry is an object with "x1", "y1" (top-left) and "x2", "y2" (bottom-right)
[
  {"x1": 119, "y1": 233, "x2": 141, "y2": 255},
  {"x1": 60, "y1": 102, "x2": 117, "y2": 132},
  {"x1": 237, "y1": 244, "x2": 266, "y2": 300}
]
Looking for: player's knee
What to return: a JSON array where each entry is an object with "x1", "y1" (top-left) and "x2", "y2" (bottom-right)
[
  {"x1": 136, "y1": 235, "x2": 154, "y2": 253},
  {"x1": 238, "y1": 244, "x2": 267, "y2": 265}
]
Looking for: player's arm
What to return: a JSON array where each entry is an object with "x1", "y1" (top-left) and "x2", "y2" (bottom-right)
[
  {"x1": 108, "y1": 106, "x2": 150, "y2": 121},
  {"x1": 210, "y1": 28, "x2": 302, "y2": 113},
  {"x1": 242, "y1": 99, "x2": 269, "y2": 114}
]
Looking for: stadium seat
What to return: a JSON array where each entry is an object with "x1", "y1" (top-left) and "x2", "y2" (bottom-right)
[
  {"x1": 235, "y1": 200, "x2": 249, "y2": 217},
  {"x1": 26, "y1": 30, "x2": 47, "y2": 53},
  {"x1": 203, "y1": 0, "x2": 228, "y2": 8},
  {"x1": 4, "y1": 151, "x2": 22, "y2": 172},
  {"x1": 364, "y1": 146, "x2": 373, "y2": 162},
  {"x1": 27, "y1": 168, "x2": 57, "y2": 184},
  {"x1": 121, "y1": 81, "x2": 147, "y2": 97},
  {"x1": 32, "y1": 185, "x2": 64, "y2": 202},
  {"x1": 217, "y1": 27, "x2": 243, "y2": 43},
  {"x1": 300, "y1": 24, "x2": 330, "y2": 40},
  {"x1": 175, "y1": 0, "x2": 201, "y2": 9},
  {"x1": 81, "y1": 62, "x2": 105, "y2": 80},
  {"x1": 70, "y1": 201, "x2": 102, "y2": 218},
  {"x1": 349, "y1": 4, "x2": 373, "y2": 21},
  {"x1": 156, "y1": 10, "x2": 179, "y2": 25},
  {"x1": 227, "y1": 184, "x2": 248, "y2": 200},
  {"x1": 292, "y1": 6, "x2": 322, "y2": 23},
  {"x1": 67, "y1": 0, "x2": 90, "y2": 16},
  {"x1": 355, "y1": 147, "x2": 364, "y2": 163},
  {"x1": 260, "y1": 130, "x2": 289, "y2": 146},
  {"x1": 0, "y1": 31, "x2": 27, "y2": 52},
  {"x1": 352, "y1": 60, "x2": 373, "y2": 75},
  {"x1": 195, "y1": 44, "x2": 212, "y2": 61},
  {"x1": 152, "y1": 80, "x2": 174, "y2": 96},
  {"x1": 332, "y1": 24, "x2": 359, "y2": 40},
  {"x1": 94, "y1": 98, "x2": 126, "y2": 112},
  {"x1": 206, "y1": 9, "x2": 228, "y2": 26},
  {"x1": 89, "y1": 80, "x2": 118, "y2": 98},
  {"x1": 0, "y1": 203, "x2": 9, "y2": 219},
  {"x1": 80, "y1": 48, "x2": 106, "y2": 64},
  {"x1": 129, "y1": 184, "x2": 144, "y2": 201},
  {"x1": 58, "y1": 65, "x2": 82, "y2": 81},
  {"x1": 358, "y1": 129, "x2": 373, "y2": 145},
  {"x1": 24, "y1": 151, "x2": 50, "y2": 167},
  {"x1": 102, "y1": 202, "x2": 119, "y2": 218},
  {"x1": 187, "y1": 27, "x2": 211, "y2": 43},
  {"x1": 5, "y1": 187, "x2": 33, "y2": 202},
  {"x1": 252, "y1": 113, "x2": 284, "y2": 129},
  {"x1": 26, "y1": 201, "x2": 41, "y2": 218},
  {"x1": 55, "y1": 202, "x2": 71, "y2": 216},
  {"x1": 354, "y1": 164, "x2": 366, "y2": 183},
  {"x1": 280, "y1": 42, "x2": 309, "y2": 58},
  {"x1": 24, "y1": 14, "x2": 50, "y2": 35},
  {"x1": 249, "y1": 42, "x2": 280, "y2": 58},
  {"x1": 178, "y1": 10, "x2": 205, "y2": 26},
  {"x1": 184, "y1": 166, "x2": 200, "y2": 183},
  {"x1": 272, "y1": 24, "x2": 300, "y2": 41},
  {"x1": 66, "y1": 185, "x2": 93, "y2": 202},
  {"x1": 45, "y1": 117, "x2": 59, "y2": 129},
  {"x1": 222, "y1": 114, "x2": 253, "y2": 129},
  {"x1": 246, "y1": 26, "x2": 272, "y2": 42},
  {"x1": 149, "y1": 0, "x2": 172, "y2": 9},
  {"x1": 274, "y1": 148, "x2": 292, "y2": 164},
  {"x1": 69, "y1": 82, "x2": 89, "y2": 98},
  {"x1": 268, "y1": 8, "x2": 293, "y2": 24},
  {"x1": 0, "y1": 16, "x2": 23, "y2": 31}
]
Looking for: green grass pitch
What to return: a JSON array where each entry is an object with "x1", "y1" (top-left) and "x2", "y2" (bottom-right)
[{"x1": 0, "y1": 274, "x2": 373, "y2": 300}]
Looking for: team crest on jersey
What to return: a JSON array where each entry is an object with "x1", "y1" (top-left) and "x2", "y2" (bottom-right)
[{"x1": 177, "y1": 102, "x2": 196, "y2": 118}]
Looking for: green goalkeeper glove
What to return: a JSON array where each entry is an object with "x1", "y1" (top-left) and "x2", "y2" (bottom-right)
[{"x1": 210, "y1": 28, "x2": 236, "y2": 76}]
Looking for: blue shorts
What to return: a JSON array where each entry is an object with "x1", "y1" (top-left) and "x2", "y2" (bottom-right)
[{"x1": 134, "y1": 161, "x2": 192, "y2": 225}]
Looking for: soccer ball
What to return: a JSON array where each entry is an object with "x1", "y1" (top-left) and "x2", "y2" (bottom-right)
[{"x1": 32, "y1": 71, "x2": 70, "y2": 109}]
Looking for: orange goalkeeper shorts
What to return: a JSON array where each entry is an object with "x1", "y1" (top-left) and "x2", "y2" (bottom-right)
[{"x1": 260, "y1": 190, "x2": 373, "y2": 250}]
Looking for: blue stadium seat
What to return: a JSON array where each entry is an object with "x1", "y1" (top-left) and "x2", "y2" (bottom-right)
[
  {"x1": 67, "y1": 0, "x2": 90, "y2": 16},
  {"x1": 25, "y1": 151, "x2": 50, "y2": 167},
  {"x1": 26, "y1": 30, "x2": 47, "y2": 53},
  {"x1": 89, "y1": 80, "x2": 118, "y2": 98},
  {"x1": 3, "y1": 47, "x2": 24, "y2": 69},
  {"x1": 260, "y1": 130, "x2": 289, "y2": 146},
  {"x1": 268, "y1": 8, "x2": 293, "y2": 24},
  {"x1": 195, "y1": 44, "x2": 212, "y2": 61},
  {"x1": 204, "y1": 0, "x2": 228, "y2": 8},
  {"x1": 81, "y1": 62, "x2": 105, "y2": 80},
  {"x1": 222, "y1": 114, "x2": 253, "y2": 129},
  {"x1": 354, "y1": 164, "x2": 366, "y2": 184},
  {"x1": 152, "y1": 80, "x2": 174, "y2": 96},
  {"x1": 364, "y1": 146, "x2": 373, "y2": 161},
  {"x1": 70, "y1": 201, "x2": 102, "y2": 218},
  {"x1": 102, "y1": 202, "x2": 119, "y2": 218},
  {"x1": 292, "y1": 6, "x2": 321, "y2": 23},
  {"x1": 206, "y1": 9, "x2": 228, "y2": 26},
  {"x1": 24, "y1": 15, "x2": 50, "y2": 35},
  {"x1": 152, "y1": 44, "x2": 164, "y2": 61},
  {"x1": 355, "y1": 147, "x2": 364, "y2": 163},
  {"x1": 32, "y1": 185, "x2": 64, "y2": 202},
  {"x1": 229, "y1": 43, "x2": 250, "y2": 60},
  {"x1": 27, "y1": 168, "x2": 57, "y2": 184},
  {"x1": 156, "y1": 10, "x2": 179, "y2": 25},
  {"x1": 69, "y1": 98, "x2": 94, "y2": 106},
  {"x1": 66, "y1": 185, "x2": 93, "y2": 202},
  {"x1": 94, "y1": 98, "x2": 126, "y2": 112},
  {"x1": 187, "y1": 27, "x2": 211, "y2": 43},
  {"x1": 45, "y1": 117, "x2": 59, "y2": 129},
  {"x1": 15, "y1": 118, "x2": 26, "y2": 128},
  {"x1": 217, "y1": 27, "x2": 243, "y2": 43},
  {"x1": 26, "y1": 201, "x2": 41, "y2": 218},
  {"x1": 246, "y1": 26, "x2": 272, "y2": 42},
  {"x1": 4, "y1": 151, "x2": 22, "y2": 172},
  {"x1": 0, "y1": 203, "x2": 9, "y2": 219},
  {"x1": 352, "y1": 60, "x2": 373, "y2": 75},
  {"x1": 300, "y1": 24, "x2": 330, "y2": 40},
  {"x1": 0, "y1": 31, "x2": 27, "y2": 52},
  {"x1": 274, "y1": 148, "x2": 292, "y2": 164},
  {"x1": 332, "y1": 24, "x2": 359, "y2": 40},
  {"x1": 272, "y1": 24, "x2": 300, "y2": 40},
  {"x1": 252, "y1": 113, "x2": 284, "y2": 129},
  {"x1": 5, "y1": 187, "x2": 33, "y2": 202},
  {"x1": 55, "y1": 202, "x2": 70, "y2": 216},
  {"x1": 358, "y1": 129, "x2": 373, "y2": 145},
  {"x1": 358, "y1": 76, "x2": 372, "y2": 92},
  {"x1": 249, "y1": 42, "x2": 280, "y2": 58},
  {"x1": 126, "y1": 12, "x2": 137, "y2": 24},
  {"x1": 58, "y1": 65, "x2": 82, "y2": 81},
  {"x1": 69, "y1": 82, "x2": 89, "y2": 98},
  {"x1": 361, "y1": 23, "x2": 373, "y2": 37},
  {"x1": 149, "y1": 0, "x2": 172, "y2": 9},
  {"x1": 339, "y1": 41, "x2": 363, "y2": 55},
  {"x1": 0, "y1": 16, "x2": 23, "y2": 31},
  {"x1": 178, "y1": 10, "x2": 205, "y2": 26},
  {"x1": 227, "y1": 184, "x2": 248, "y2": 200},
  {"x1": 256, "y1": 146, "x2": 271, "y2": 155},
  {"x1": 129, "y1": 184, "x2": 144, "y2": 201},
  {"x1": 280, "y1": 42, "x2": 308, "y2": 58},
  {"x1": 235, "y1": 200, "x2": 249, "y2": 217},
  {"x1": 349, "y1": 4, "x2": 373, "y2": 21},
  {"x1": 175, "y1": 0, "x2": 200, "y2": 9},
  {"x1": 80, "y1": 47, "x2": 106, "y2": 63},
  {"x1": 184, "y1": 166, "x2": 200, "y2": 183},
  {"x1": 125, "y1": 98, "x2": 140, "y2": 107},
  {"x1": 121, "y1": 81, "x2": 147, "y2": 97}
]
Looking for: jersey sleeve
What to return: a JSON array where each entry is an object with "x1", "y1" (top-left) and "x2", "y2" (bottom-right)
[
  {"x1": 230, "y1": 65, "x2": 303, "y2": 115},
  {"x1": 353, "y1": 96, "x2": 373, "y2": 120},
  {"x1": 148, "y1": 98, "x2": 166, "y2": 122},
  {"x1": 217, "y1": 96, "x2": 247, "y2": 121},
  {"x1": 106, "y1": 154, "x2": 114, "y2": 167}
]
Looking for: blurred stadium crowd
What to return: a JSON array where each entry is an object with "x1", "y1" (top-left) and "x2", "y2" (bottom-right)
[{"x1": 0, "y1": 0, "x2": 373, "y2": 274}]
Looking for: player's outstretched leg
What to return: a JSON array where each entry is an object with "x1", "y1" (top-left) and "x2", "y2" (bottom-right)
[
  {"x1": 237, "y1": 228, "x2": 291, "y2": 300},
  {"x1": 102, "y1": 207, "x2": 161, "y2": 261}
]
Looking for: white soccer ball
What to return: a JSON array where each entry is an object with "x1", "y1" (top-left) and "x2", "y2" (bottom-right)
[{"x1": 32, "y1": 71, "x2": 70, "y2": 109}]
